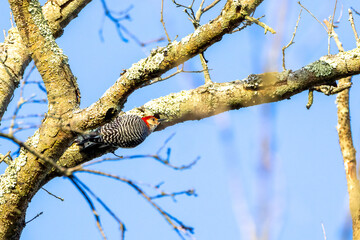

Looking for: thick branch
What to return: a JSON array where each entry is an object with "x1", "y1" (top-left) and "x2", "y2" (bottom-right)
[
  {"x1": 0, "y1": 0, "x2": 83, "y2": 238},
  {"x1": 42, "y1": 47, "x2": 360, "y2": 181},
  {"x1": 0, "y1": 0, "x2": 91, "y2": 120},
  {"x1": 336, "y1": 77, "x2": 360, "y2": 239},
  {"x1": 71, "y1": 0, "x2": 264, "y2": 131}
]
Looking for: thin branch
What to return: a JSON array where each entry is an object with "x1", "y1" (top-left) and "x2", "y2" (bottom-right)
[
  {"x1": 77, "y1": 169, "x2": 194, "y2": 239},
  {"x1": 335, "y1": 4, "x2": 343, "y2": 24},
  {"x1": 68, "y1": 176, "x2": 107, "y2": 240},
  {"x1": 202, "y1": 0, "x2": 221, "y2": 13},
  {"x1": 73, "y1": 176, "x2": 126, "y2": 240},
  {"x1": 298, "y1": 1, "x2": 328, "y2": 33},
  {"x1": 351, "y1": 7, "x2": 360, "y2": 16},
  {"x1": 199, "y1": 53, "x2": 212, "y2": 84},
  {"x1": 161, "y1": 0, "x2": 171, "y2": 43},
  {"x1": 195, "y1": 0, "x2": 221, "y2": 21},
  {"x1": 82, "y1": 133, "x2": 200, "y2": 170},
  {"x1": 282, "y1": 9, "x2": 302, "y2": 71},
  {"x1": 321, "y1": 223, "x2": 327, "y2": 240},
  {"x1": 41, "y1": 187, "x2": 64, "y2": 201},
  {"x1": 150, "y1": 189, "x2": 197, "y2": 201},
  {"x1": 244, "y1": 16, "x2": 276, "y2": 34},
  {"x1": 0, "y1": 132, "x2": 67, "y2": 175},
  {"x1": 326, "y1": 0, "x2": 338, "y2": 55},
  {"x1": 348, "y1": 9, "x2": 360, "y2": 47},
  {"x1": 25, "y1": 212, "x2": 43, "y2": 225},
  {"x1": 232, "y1": 15, "x2": 265, "y2": 33},
  {"x1": 0, "y1": 151, "x2": 12, "y2": 165}
]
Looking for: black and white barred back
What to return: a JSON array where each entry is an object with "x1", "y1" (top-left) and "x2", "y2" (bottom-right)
[
  {"x1": 100, "y1": 114, "x2": 150, "y2": 148},
  {"x1": 78, "y1": 114, "x2": 151, "y2": 150}
]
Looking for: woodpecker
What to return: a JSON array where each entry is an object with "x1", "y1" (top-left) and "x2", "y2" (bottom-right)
[{"x1": 78, "y1": 114, "x2": 164, "y2": 150}]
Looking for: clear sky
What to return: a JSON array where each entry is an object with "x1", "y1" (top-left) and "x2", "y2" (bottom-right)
[{"x1": 1, "y1": 0, "x2": 359, "y2": 239}]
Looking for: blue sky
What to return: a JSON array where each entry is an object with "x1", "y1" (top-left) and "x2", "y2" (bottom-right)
[{"x1": 1, "y1": 0, "x2": 360, "y2": 239}]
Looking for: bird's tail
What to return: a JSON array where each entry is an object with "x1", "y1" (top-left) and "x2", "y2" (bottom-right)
[{"x1": 76, "y1": 131, "x2": 104, "y2": 151}]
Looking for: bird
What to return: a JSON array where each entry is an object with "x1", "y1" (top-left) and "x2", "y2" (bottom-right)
[{"x1": 77, "y1": 114, "x2": 164, "y2": 150}]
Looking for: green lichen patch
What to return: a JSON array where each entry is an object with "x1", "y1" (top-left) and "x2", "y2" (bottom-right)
[
  {"x1": 304, "y1": 60, "x2": 334, "y2": 78},
  {"x1": 143, "y1": 90, "x2": 191, "y2": 117},
  {"x1": 125, "y1": 51, "x2": 165, "y2": 81},
  {"x1": 28, "y1": 0, "x2": 68, "y2": 63}
]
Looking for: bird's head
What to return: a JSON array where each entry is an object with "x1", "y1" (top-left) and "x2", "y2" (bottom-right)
[{"x1": 141, "y1": 116, "x2": 165, "y2": 132}]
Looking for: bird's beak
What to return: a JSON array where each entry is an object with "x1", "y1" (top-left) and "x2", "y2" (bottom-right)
[{"x1": 157, "y1": 118, "x2": 167, "y2": 122}]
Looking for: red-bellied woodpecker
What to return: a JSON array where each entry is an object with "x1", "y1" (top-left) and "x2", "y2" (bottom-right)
[{"x1": 78, "y1": 114, "x2": 164, "y2": 150}]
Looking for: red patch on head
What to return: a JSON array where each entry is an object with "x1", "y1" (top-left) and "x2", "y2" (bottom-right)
[{"x1": 141, "y1": 116, "x2": 155, "y2": 128}]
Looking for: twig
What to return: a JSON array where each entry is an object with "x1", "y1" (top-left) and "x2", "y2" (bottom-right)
[
  {"x1": 77, "y1": 169, "x2": 194, "y2": 239},
  {"x1": 324, "y1": 19, "x2": 343, "y2": 52},
  {"x1": 298, "y1": 2, "x2": 328, "y2": 33},
  {"x1": 244, "y1": 16, "x2": 276, "y2": 34},
  {"x1": 25, "y1": 212, "x2": 43, "y2": 225},
  {"x1": 327, "y1": 0, "x2": 338, "y2": 55},
  {"x1": 195, "y1": 0, "x2": 206, "y2": 21},
  {"x1": 195, "y1": 0, "x2": 221, "y2": 20},
  {"x1": 9, "y1": 11, "x2": 14, "y2": 28},
  {"x1": 0, "y1": 132, "x2": 67, "y2": 175},
  {"x1": 232, "y1": 15, "x2": 265, "y2": 33},
  {"x1": 9, "y1": 64, "x2": 36, "y2": 135},
  {"x1": 150, "y1": 189, "x2": 197, "y2": 201},
  {"x1": 282, "y1": 9, "x2": 302, "y2": 71},
  {"x1": 0, "y1": 151, "x2": 12, "y2": 165},
  {"x1": 2, "y1": 114, "x2": 44, "y2": 121},
  {"x1": 321, "y1": 223, "x2": 327, "y2": 240},
  {"x1": 161, "y1": 0, "x2": 171, "y2": 43},
  {"x1": 73, "y1": 176, "x2": 126, "y2": 240},
  {"x1": 199, "y1": 53, "x2": 212, "y2": 84},
  {"x1": 351, "y1": 7, "x2": 360, "y2": 16},
  {"x1": 313, "y1": 83, "x2": 351, "y2": 95},
  {"x1": 68, "y1": 176, "x2": 107, "y2": 240},
  {"x1": 171, "y1": 0, "x2": 212, "y2": 84},
  {"x1": 41, "y1": 187, "x2": 64, "y2": 201},
  {"x1": 335, "y1": 4, "x2": 343, "y2": 24},
  {"x1": 348, "y1": 9, "x2": 360, "y2": 47},
  {"x1": 202, "y1": 0, "x2": 221, "y2": 13},
  {"x1": 83, "y1": 133, "x2": 200, "y2": 170}
]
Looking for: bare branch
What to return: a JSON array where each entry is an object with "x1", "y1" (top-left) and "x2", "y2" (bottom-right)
[
  {"x1": 161, "y1": 0, "x2": 171, "y2": 43},
  {"x1": 25, "y1": 212, "x2": 43, "y2": 225},
  {"x1": 0, "y1": 151, "x2": 12, "y2": 165},
  {"x1": 0, "y1": 132, "x2": 67, "y2": 174},
  {"x1": 349, "y1": 9, "x2": 360, "y2": 47},
  {"x1": 72, "y1": 0, "x2": 265, "y2": 132},
  {"x1": 298, "y1": 1, "x2": 328, "y2": 33},
  {"x1": 282, "y1": 9, "x2": 302, "y2": 71},
  {"x1": 0, "y1": 0, "x2": 92, "y2": 120},
  {"x1": 41, "y1": 187, "x2": 64, "y2": 201},
  {"x1": 73, "y1": 176, "x2": 126, "y2": 240},
  {"x1": 76, "y1": 169, "x2": 194, "y2": 239},
  {"x1": 68, "y1": 176, "x2": 107, "y2": 240},
  {"x1": 244, "y1": 16, "x2": 276, "y2": 34}
]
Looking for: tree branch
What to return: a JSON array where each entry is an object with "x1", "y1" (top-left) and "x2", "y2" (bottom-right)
[
  {"x1": 0, "y1": 0, "x2": 84, "y2": 238},
  {"x1": 71, "y1": 0, "x2": 265, "y2": 132},
  {"x1": 0, "y1": 0, "x2": 91, "y2": 120},
  {"x1": 41, "y1": 46, "x2": 360, "y2": 181}
]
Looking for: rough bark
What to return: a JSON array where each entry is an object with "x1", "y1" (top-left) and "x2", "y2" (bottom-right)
[
  {"x1": 0, "y1": 0, "x2": 265, "y2": 239},
  {"x1": 0, "y1": 0, "x2": 80, "y2": 238},
  {"x1": 0, "y1": 0, "x2": 91, "y2": 121},
  {"x1": 44, "y1": 47, "x2": 360, "y2": 180},
  {"x1": 1, "y1": 0, "x2": 360, "y2": 239}
]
